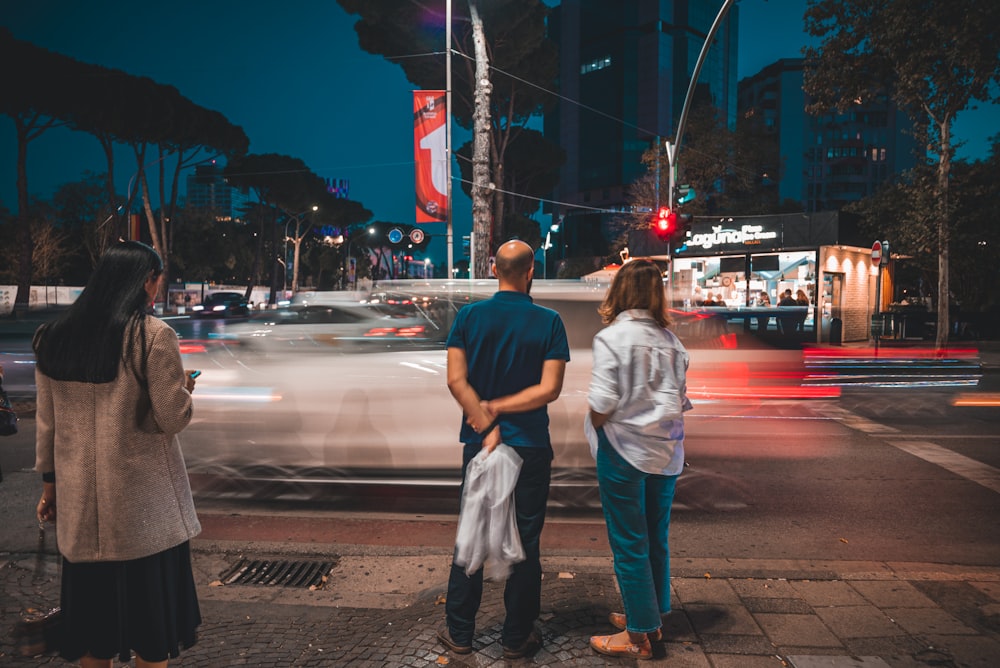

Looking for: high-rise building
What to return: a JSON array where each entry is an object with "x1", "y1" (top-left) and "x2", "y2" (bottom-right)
[
  {"x1": 545, "y1": 0, "x2": 738, "y2": 260},
  {"x1": 738, "y1": 58, "x2": 918, "y2": 212},
  {"x1": 185, "y1": 163, "x2": 249, "y2": 222}
]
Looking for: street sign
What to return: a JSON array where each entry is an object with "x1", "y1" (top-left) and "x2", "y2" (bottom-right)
[{"x1": 871, "y1": 240, "x2": 882, "y2": 267}]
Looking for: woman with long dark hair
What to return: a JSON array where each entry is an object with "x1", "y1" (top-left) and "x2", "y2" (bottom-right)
[
  {"x1": 585, "y1": 259, "x2": 692, "y2": 660},
  {"x1": 34, "y1": 241, "x2": 202, "y2": 668}
]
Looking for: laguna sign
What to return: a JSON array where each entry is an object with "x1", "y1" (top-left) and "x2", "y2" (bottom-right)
[{"x1": 688, "y1": 223, "x2": 779, "y2": 251}]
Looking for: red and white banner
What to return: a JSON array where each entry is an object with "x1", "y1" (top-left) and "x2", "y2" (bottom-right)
[
  {"x1": 413, "y1": 90, "x2": 448, "y2": 224},
  {"x1": 129, "y1": 213, "x2": 142, "y2": 242}
]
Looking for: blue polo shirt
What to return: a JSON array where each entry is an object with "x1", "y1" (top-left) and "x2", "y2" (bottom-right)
[{"x1": 447, "y1": 291, "x2": 570, "y2": 447}]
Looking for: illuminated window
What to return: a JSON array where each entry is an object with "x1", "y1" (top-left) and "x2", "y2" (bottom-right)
[{"x1": 581, "y1": 55, "x2": 612, "y2": 75}]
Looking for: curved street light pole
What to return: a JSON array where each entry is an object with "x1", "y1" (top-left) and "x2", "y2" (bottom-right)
[
  {"x1": 666, "y1": 0, "x2": 735, "y2": 209},
  {"x1": 664, "y1": 0, "x2": 735, "y2": 309},
  {"x1": 343, "y1": 226, "x2": 376, "y2": 290}
]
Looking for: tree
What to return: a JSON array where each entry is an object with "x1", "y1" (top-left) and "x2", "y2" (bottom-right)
[
  {"x1": 803, "y1": 0, "x2": 1000, "y2": 347},
  {"x1": 456, "y1": 127, "x2": 564, "y2": 247},
  {"x1": 171, "y1": 210, "x2": 257, "y2": 285},
  {"x1": 51, "y1": 172, "x2": 119, "y2": 278},
  {"x1": 1, "y1": 30, "x2": 249, "y2": 310},
  {"x1": 121, "y1": 82, "x2": 248, "y2": 301},
  {"x1": 615, "y1": 101, "x2": 781, "y2": 256},
  {"x1": 0, "y1": 29, "x2": 77, "y2": 313},
  {"x1": 225, "y1": 154, "x2": 372, "y2": 300},
  {"x1": 337, "y1": 0, "x2": 560, "y2": 274},
  {"x1": 849, "y1": 139, "x2": 1000, "y2": 330}
]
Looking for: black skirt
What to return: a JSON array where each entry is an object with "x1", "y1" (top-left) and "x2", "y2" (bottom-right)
[{"x1": 59, "y1": 541, "x2": 201, "y2": 663}]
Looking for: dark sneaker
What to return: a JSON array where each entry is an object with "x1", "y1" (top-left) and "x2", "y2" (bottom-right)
[
  {"x1": 502, "y1": 629, "x2": 542, "y2": 659},
  {"x1": 436, "y1": 625, "x2": 472, "y2": 655}
]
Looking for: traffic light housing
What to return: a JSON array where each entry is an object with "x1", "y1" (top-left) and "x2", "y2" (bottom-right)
[
  {"x1": 653, "y1": 207, "x2": 677, "y2": 240},
  {"x1": 651, "y1": 207, "x2": 693, "y2": 245},
  {"x1": 675, "y1": 212, "x2": 693, "y2": 244}
]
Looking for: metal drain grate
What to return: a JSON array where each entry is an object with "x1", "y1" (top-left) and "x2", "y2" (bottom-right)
[{"x1": 218, "y1": 558, "x2": 335, "y2": 588}]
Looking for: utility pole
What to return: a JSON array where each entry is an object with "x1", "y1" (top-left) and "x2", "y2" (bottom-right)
[
  {"x1": 665, "y1": 0, "x2": 735, "y2": 209},
  {"x1": 664, "y1": 0, "x2": 735, "y2": 308},
  {"x1": 445, "y1": 0, "x2": 454, "y2": 281}
]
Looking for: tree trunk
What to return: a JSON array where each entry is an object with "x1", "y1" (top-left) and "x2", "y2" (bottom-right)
[
  {"x1": 97, "y1": 134, "x2": 118, "y2": 261},
  {"x1": 469, "y1": 1, "x2": 494, "y2": 279},
  {"x1": 13, "y1": 116, "x2": 33, "y2": 315},
  {"x1": 292, "y1": 233, "x2": 303, "y2": 293},
  {"x1": 935, "y1": 117, "x2": 951, "y2": 349},
  {"x1": 269, "y1": 207, "x2": 280, "y2": 305},
  {"x1": 491, "y1": 140, "x2": 505, "y2": 247},
  {"x1": 246, "y1": 205, "x2": 264, "y2": 301}
]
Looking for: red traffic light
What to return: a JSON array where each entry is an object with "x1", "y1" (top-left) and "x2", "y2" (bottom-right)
[{"x1": 654, "y1": 207, "x2": 677, "y2": 239}]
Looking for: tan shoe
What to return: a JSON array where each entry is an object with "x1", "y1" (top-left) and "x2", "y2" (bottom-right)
[
  {"x1": 607, "y1": 612, "x2": 663, "y2": 641},
  {"x1": 590, "y1": 630, "x2": 652, "y2": 660}
]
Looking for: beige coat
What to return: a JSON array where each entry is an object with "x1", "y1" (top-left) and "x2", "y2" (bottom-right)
[{"x1": 35, "y1": 316, "x2": 201, "y2": 562}]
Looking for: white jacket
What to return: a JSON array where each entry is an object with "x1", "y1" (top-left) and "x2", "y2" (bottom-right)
[{"x1": 454, "y1": 443, "x2": 525, "y2": 580}]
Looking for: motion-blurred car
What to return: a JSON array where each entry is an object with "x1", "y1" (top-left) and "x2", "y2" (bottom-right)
[
  {"x1": 191, "y1": 291, "x2": 250, "y2": 318},
  {"x1": 218, "y1": 301, "x2": 444, "y2": 353},
  {"x1": 177, "y1": 280, "x2": 842, "y2": 506}
]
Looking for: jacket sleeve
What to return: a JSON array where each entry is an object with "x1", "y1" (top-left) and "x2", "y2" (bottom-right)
[
  {"x1": 34, "y1": 369, "x2": 55, "y2": 474},
  {"x1": 146, "y1": 324, "x2": 193, "y2": 435},
  {"x1": 588, "y1": 333, "x2": 621, "y2": 415}
]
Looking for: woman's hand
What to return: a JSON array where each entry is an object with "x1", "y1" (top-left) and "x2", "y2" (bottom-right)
[
  {"x1": 184, "y1": 369, "x2": 199, "y2": 393},
  {"x1": 37, "y1": 482, "x2": 56, "y2": 523}
]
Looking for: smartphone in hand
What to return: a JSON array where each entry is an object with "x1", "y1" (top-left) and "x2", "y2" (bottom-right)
[{"x1": 189, "y1": 370, "x2": 202, "y2": 379}]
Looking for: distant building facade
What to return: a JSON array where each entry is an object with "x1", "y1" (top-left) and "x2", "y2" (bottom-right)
[
  {"x1": 185, "y1": 163, "x2": 248, "y2": 222},
  {"x1": 737, "y1": 58, "x2": 918, "y2": 212},
  {"x1": 544, "y1": 0, "x2": 739, "y2": 263}
]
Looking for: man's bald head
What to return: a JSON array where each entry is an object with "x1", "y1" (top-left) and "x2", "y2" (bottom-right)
[{"x1": 494, "y1": 240, "x2": 534, "y2": 278}]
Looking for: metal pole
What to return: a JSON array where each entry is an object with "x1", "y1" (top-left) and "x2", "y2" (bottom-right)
[
  {"x1": 670, "y1": 0, "x2": 735, "y2": 183},
  {"x1": 445, "y1": 0, "x2": 454, "y2": 281},
  {"x1": 665, "y1": 0, "x2": 734, "y2": 309}
]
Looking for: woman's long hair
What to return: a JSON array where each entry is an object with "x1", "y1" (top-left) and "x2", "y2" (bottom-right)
[
  {"x1": 597, "y1": 259, "x2": 671, "y2": 328},
  {"x1": 34, "y1": 241, "x2": 163, "y2": 383}
]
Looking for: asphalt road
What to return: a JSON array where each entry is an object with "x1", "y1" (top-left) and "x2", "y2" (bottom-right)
[{"x1": 3, "y1": 388, "x2": 998, "y2": 568}]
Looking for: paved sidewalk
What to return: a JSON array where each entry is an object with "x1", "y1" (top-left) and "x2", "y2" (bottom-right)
[{"x1": 2, "y1": 462, "x2": 999, "y2": 667}]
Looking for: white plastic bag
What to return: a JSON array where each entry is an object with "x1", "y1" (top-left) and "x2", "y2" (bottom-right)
[{"x1": 454, "y1": 443, "x2": 525, "y2": 580}]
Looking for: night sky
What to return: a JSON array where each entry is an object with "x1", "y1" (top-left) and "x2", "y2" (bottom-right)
[{"x1": 1, "y1": 0, "x2": 996, "y2": 266}]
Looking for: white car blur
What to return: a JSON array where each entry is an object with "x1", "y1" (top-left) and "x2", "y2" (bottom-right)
[{"x1": 178, "y1": 279, "x2": 830, "y2": 504}]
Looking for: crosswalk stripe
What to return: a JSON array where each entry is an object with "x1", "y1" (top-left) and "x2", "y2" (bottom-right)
[{"x1": 887, "y1": 440, "x2": 1000, "y2": 495}]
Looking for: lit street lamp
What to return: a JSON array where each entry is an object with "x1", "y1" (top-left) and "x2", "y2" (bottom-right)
[
  {"x1": 341, "y1": 226, "x2": 375, "y2": 290},
  {"x1": 541, "y1": 222, "x2": 559, "y2": 279}
]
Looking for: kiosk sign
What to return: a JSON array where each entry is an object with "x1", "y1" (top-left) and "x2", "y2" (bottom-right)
[{"x1": 871, "y1": 240, "x2": 882, "y2": 267}]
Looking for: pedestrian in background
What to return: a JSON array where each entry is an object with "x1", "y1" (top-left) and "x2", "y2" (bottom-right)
[
  {"x1": 585, "y1": 259, "x2": 692, "y2": 660},
  {"x1": 755, "y1": 291, "x2": 772, "y2": 332},
  {"x1": 0, "y1": 362, "x2": 8, "y2": 481},
  {"x1": 438, "y1": 239, "x2": 570, "y2": 659},
  {"x1": 777, "y1": 288, "x2": 797, "y2": 336},
  {"x1": 795, "y1": 289, "x2": 810, "y2": 333},
  {"x1": 33, "y1": 241, "x2": 202, "y2": 668}
]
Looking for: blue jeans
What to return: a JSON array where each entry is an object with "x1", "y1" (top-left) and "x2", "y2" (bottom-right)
[
  {"x1": 596, "y1": 428, "x2": 678, "y2": 633},
  {"x1": 445, "y1": 443, "x2": 551, "y2": 648}
]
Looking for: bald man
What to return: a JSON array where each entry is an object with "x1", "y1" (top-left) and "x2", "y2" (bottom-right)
[{"x1": 438, "y1": 240, "x2": 570, "y2": 659}]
